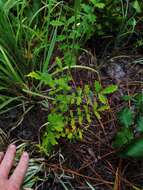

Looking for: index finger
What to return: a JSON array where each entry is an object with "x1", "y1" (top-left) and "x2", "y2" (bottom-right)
[{"x1": 10, "y1": 152, "x2": 29, "y2": 188}]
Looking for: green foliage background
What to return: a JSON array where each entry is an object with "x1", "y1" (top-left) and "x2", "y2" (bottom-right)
[{"x1": 0, "y1": 0, "x2": 142, "y2": 110}]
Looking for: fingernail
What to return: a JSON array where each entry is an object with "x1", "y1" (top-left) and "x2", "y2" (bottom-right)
[
  {"x1": 9, "y1": 144, "x2": 16, "y2": 149},
  {"x1": 23, "y1": 152, "x2": 29, "y2": 158}
]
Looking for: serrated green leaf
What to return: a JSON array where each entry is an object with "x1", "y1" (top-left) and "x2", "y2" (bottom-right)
[
  {"x1": 90, "y1": 0, "x2": 105, "y2": 8},
  {"x1": 136, "y1": 116, "x2": 143, "y2": 132},
  {"x1": 101, "y1": 85, "x2": 118, "y2": 94},
  {"x1": 56, "y1": 35, "x2": 66, "y2": 42},
  {"x1": 71, "y1": 95, "x2": 75, "y2": 104},
  {"x1": 81, "y1": 4, "x2": 92, "y2": 13},
  {"x1": 98, "y1": 105, "x2": 110, "y2": 112},
  {"x1": 118, "y1": 107, "x2": 133, "y2": 128},
  {"x1": 86, "y1": 113, "x2": 91, "y2": 123},
  {"x1": 70, "y1": 110, "x2": 74, "y2": 118},
  {"x1": 78, "y1": 115, "x2": 83, "y2": 126},
  {"x1": 67, "y1": 16, "x2": 75, "y2": 25},
  {"x1": 94, "y1": 111, "x2": 101, "y2": 120},
  {"x1": 48, "y1": 113, "x2": 65, "y2": 132},
  {"x1": 55, "y1": 57, "x2": 62, "y2": 68},
  {"x1": 113, "y1": 128, "x2": 134, "y2": 148},
  {"x1": 84, "y1": 85, "x2": 90, "y2": 94},
  {"x1": 43, "y1": 132, "x2": 58, "y2": 149},
  {"x1": 93, "y1": 100, "x2": 98, "y2": 110},
  {"x1": 78, "y1": 106, "x2": 83, "y2": 125},
  {"x1": 58, "y1": 103, "x2": 68, "y2": 113},
  {"x1": 71, "y1": 118, "x2": 76, "y2": 130},
  {"x1": 84, "y1": 105, "x2": 89, "y2": 114},
  {"x1": 77, "y1": 96, "x2": 82, "y2": 106},
  {"x1": 98, "y1": 94, "x2": 107, "y2": 104},
  {"x1": 50, "y1": 20, "x2": 64, "y2": 26},
  {"x1": 53, "y1": 124, "x2": 64, "y2": 132},
  {"x1": 47, "y1": 132, "x2": 58, "y2": 145},
  {"x1": 132, "y1": 0, "x2": 141, "y2": 13},
  {"x1": 55, "y1": 77, "x2": 71, "y2": 91},
  {"x1": 119, "y1": 138, "x2": 143, "y2": 158},
  {"x1": 121, "y1": 95, "x2": 133, "y2": 101},
  {"x1": 128, "y1": 18, "x2": 137, "y2": 27},
  {"x1": 94, "y1": 80, "x2": 101, "y2": 93},
  {"x1": 67, "y1": 132, "x2": 73, "y2": 140},
  {"x1": 94, "y1": 3, "x2": 105, "y2": 9},
  {"x1": 27, "y1": 71, "x2": 40, "y2": 79},
  {"x1": 27, "y1": 72, "x2": 54, "y2": 87},
  {"x1": 135, "y1": 93, "x2": 143, "y2": 105}
]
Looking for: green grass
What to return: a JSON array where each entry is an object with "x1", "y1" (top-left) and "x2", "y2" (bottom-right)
[
  {"x1": 0, "y1": 0, "x2": 96, "y2": 113},
  {"x1": 0, "y1": 0, "x2": 61, "y2": 112}
]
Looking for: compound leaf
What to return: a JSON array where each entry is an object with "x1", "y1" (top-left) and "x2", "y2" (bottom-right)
[
  {"x1": 98, "y1": 105, "x2": 110, "y2": 112},
  {"x1": 48, "y1": 113, "x2": 65, "y2": 132},
  {"x1": 98, "y1": 94, "x2": 107, "y2": 104},
  {"x1": 50, "y1": 20, "x2": 64, "y2": 26},
  {"x1": 118, "y1": 107, "x2": 133, "y2": 128},
  {"x1": 132, "y1": 0, "x2": 141, "y2": 13},
  {"x1": 120, "y1": 138, "x2": 143, "y2": 158},
  {"x1": 101, "y1": 85, "x2": 118, "y2": 94},
  {"x1": 136, "y1": 116, "x2": 143, "y2": 132},
  {"x1": 113, "y1": 128, "x2": 134, "y2": 148},
  {"x1": 94, "y1": 80, "x2": 101, "y2": 93}
]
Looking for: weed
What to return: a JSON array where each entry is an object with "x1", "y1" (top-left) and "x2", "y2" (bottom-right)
[
  {"x1": 0, "y1": 0, "x2": 99, "y2": 113},
  {"x1": 0, "y1": 0, "x2": 142, "y2": 114},
  {"x1": 113, "y1": 92, "x2": 143, "y2": 158},
  {"x1": 27, "y1": 71, "x2": 117, "y2": 154}
]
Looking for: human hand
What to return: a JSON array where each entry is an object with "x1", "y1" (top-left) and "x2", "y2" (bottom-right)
[{"x1": 0, "y1": 144, "x2": 29, "y2": 190}]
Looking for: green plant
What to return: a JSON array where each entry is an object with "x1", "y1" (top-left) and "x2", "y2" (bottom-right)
[
  {"x1": 27, "y1": 71, "x2": 117, "y2": 154},
  {"x1": 0, "y1": 0, "x2": 105, "y2": 114},
  {"x1": 0, "y1": 0, "x2": 142, "y2": 115},
  {"x1": 89, "y1": 0, "x2": 143, "y2": 49},
  {"x1": 113, "y1": 92, "x2": 143, "y2": 158},
  {"x1": 0, "y1": 0, "x2": 56, "y2": 113}
]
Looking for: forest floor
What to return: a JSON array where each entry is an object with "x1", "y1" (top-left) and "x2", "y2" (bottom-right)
[{"x1": 0, "y1": 50, "x2": 143, "y2": 190}]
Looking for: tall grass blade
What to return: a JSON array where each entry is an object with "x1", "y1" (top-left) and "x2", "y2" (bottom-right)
[
  {"x1": 43, "y1": 27, "x2": 57, "y2": 72},
  {"x1": 0, "y1": 96, "x2": 21, "y2": 111}
]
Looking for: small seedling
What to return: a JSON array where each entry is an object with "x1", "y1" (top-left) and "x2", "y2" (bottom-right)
[{"x1": 113, "y1": 93, "x2": 143, "y2": 158}]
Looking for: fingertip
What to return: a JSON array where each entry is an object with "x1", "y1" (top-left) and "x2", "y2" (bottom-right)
[
  {"x1": 22, "y1": 152, "x2": 29, "y2": 166},
  {"x1": 8, "y1": 144, "x2": 16, "y2": 151},
  {"x1": 22, "y1": 152, "x2": 29, "y2": 160}
]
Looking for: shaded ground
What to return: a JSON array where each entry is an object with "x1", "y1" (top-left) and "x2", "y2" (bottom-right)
[{"x1": 0, "y1": 52, "x2": 143, "y2": 190}]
